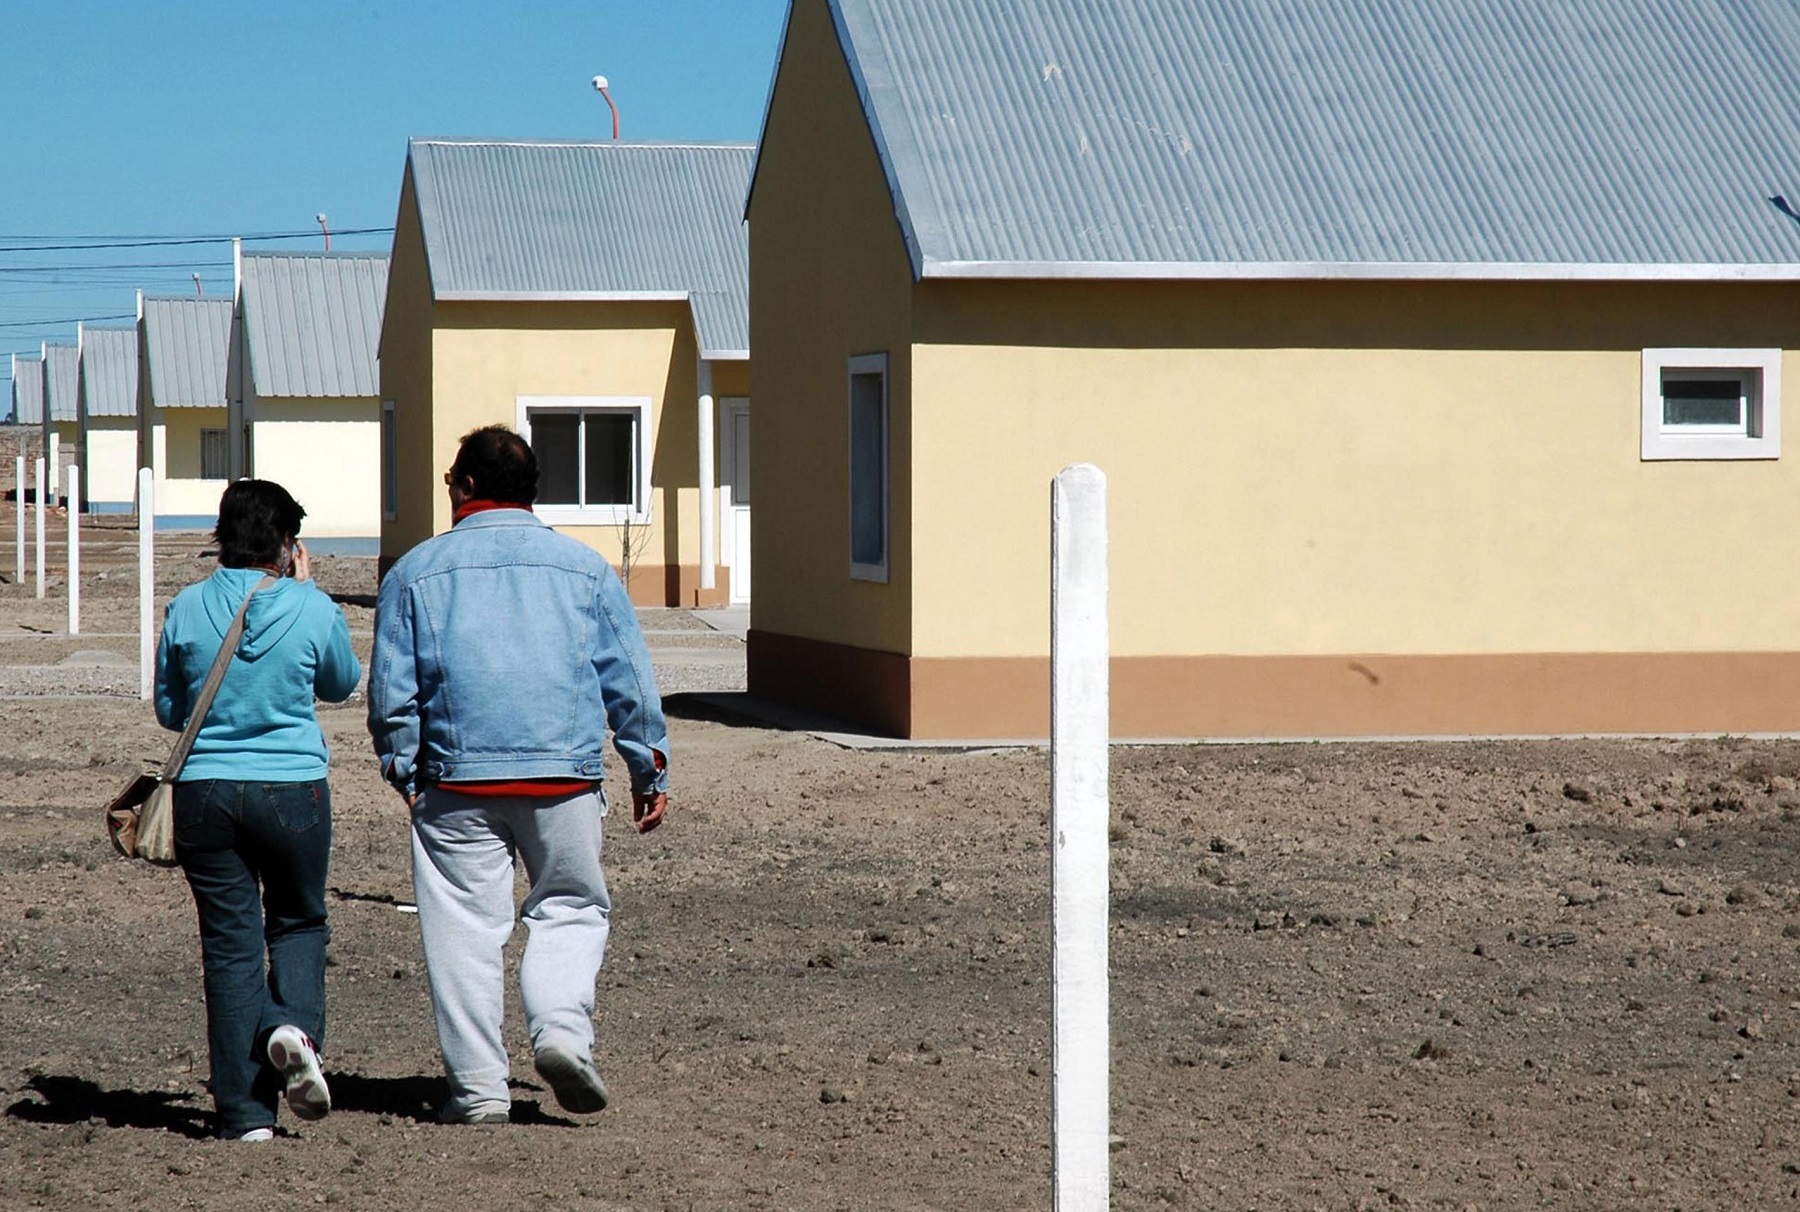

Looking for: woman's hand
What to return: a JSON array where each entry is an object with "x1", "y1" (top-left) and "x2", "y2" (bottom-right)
[{"x1": 291, "y1": 540, "x2": 312, "y2": 582}]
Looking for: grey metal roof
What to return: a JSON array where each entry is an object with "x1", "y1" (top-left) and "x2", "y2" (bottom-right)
[
  {"x1": 808, "y1": 0, "x2": 1800, "y2": 279},
  {"x1": 240, "y1": 252, "x2": 387, "y2": 398},
  {"x1": 11, "y1": 355, "x2": 43, "y2": 425},
  {"x1": 141, "y1": 297, "x2": 232, "y2": 408},
  {"x1": 79, "y1": 325, "x2": 139, "y2": 419},
  {"x1": 42, "y1": 343, "x2": 79, "y2": 422},
  {"x1": 409, "y1": 139, "x2": 753, "y2": 357}
]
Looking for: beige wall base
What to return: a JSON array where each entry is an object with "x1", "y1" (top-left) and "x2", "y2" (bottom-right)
[{"x1": 750, "y1": 631, "x2": 1800, "y2": 740}]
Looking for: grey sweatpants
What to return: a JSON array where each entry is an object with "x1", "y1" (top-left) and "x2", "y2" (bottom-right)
[{"x1": 410, "y1": 785, "x2": 611, "y2": 1117}]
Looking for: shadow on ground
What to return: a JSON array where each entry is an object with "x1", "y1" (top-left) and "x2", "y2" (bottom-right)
[
  {"x1": 5, "y1": 1073, "x2": 212, "y2": 1138},
  {"x1": 326, "y1": 1071, "x2": 577, "y2": 1127}
]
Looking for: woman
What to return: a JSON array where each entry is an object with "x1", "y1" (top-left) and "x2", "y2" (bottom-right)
[{"x1": 155, "y1": 480, "x2": 361, "y2": 1141}]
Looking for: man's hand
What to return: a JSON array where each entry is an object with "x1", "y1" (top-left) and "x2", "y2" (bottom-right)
[{"x1": 632, "y1": 790, "x2": 667, "y2": 833}]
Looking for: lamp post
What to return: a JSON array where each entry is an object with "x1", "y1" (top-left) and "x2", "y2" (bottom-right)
[
  {"x1": 317, "y1": 213, "x2": 331, "y2": 251},
  {"x1": 592, "y1": 75, "x2": 620, "y2": 140}
]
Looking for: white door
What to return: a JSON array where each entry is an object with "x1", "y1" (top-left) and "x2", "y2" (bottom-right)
[{"x1": 720, "y1": 398, "x2": 751, "y2": 603}]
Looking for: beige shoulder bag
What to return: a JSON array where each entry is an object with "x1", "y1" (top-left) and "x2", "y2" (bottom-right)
[{"x1": 106, "y1": 576, "x2": 277, "y2": 866}]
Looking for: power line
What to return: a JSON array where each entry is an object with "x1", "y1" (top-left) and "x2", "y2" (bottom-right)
[
  {"x1": 0, "y1": 226, "x2": 393, "y2": 254},
  {"x1": 0, "y1": 259, "x2": 229, "y2": 274},
  {"x1": 0, "y1": 313, "x2": 135, "y2": 329}
]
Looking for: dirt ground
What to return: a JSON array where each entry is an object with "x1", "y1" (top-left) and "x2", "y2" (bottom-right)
[{"x1": 4, "y1": 498, "x2": 1800, "y2": 1211}]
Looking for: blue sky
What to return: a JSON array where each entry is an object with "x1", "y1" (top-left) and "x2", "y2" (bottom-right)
[{"x1": 1, "y1": 0, "x2": 788, "y2": 390}]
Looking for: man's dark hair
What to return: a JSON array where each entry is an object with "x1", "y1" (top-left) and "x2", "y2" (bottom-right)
[
  {"x1": 451, "y1": 425, "x2": 538, "y2": 505},
  {"x1": 214, "y1": 480, "x2": 306, "y2": 569}
]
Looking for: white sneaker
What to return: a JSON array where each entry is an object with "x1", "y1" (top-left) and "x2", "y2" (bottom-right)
[
  {"x1": 266, "y1": 1025, "x2": 331, "y2": 1121},
  {"x1": 234, "y1": 1127, "x2": 274, "y2": 1143},
  {"x1": 533, "y1": 1045, "x2": 608, "y2": 1114}
]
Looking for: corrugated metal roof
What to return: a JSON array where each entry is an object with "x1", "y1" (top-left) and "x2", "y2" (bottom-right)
[
  {"x1": 815, "y1": 0, "x2": 1800, "y2": 278},
  {"x1": 79, "y1": 326, "x2": 139, "y2": 419},
  {"x1": 42, "y1": 343, "x2": 79, "y2": 422},
  {"x1": 141, "y1": 297, "x2": 232, "y2": 408},
  {"x1": 410, "y1": 139, "x2": 753, "y2": 357},
  {"x1": 11, "y1": 354, "x2": 43, "y2": 425},
  {"x1": 240, "y1": 252, "x2": 387, "y2": 398}
]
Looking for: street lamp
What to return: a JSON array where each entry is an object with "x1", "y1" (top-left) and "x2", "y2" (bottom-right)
[
  {"x1": 316, "y1": 213, "x2": 331, "y2": 251},
  {"x1": 592, "y1": 75, "x2": 619, "y2": 141}
]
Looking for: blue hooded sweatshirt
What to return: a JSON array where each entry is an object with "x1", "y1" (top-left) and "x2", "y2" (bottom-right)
[{"x1": 155, "y1": 566, "x2": 362, "y2": 782}]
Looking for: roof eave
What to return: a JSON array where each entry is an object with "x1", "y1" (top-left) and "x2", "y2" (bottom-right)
[
  {"x1": 433, "y1": 290, "x2": 692, "y2": 302},
  {"x1": 919, "y1": 259, "x2": 1800, "y2": 283}
]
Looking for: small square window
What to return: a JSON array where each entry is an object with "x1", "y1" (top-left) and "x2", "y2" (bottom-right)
[
  {"x1": 518, "y1": 397, "x2": 651, "y2": 523},
  {"x1": 1642, "y1": 348, "x2": 1781, "y2": 460}
]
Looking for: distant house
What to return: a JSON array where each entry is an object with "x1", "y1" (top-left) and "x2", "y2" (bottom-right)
[
  {"x1": 77, "y1": 324, "x2": 139, "y2": 514},
  {"x1": 380, "y1": 138, "x2": 753, "y2": 602},
  {"x1": 11, "y1": 353, "x2": 43, "y2": 434},
  {"x1": 137, "y1": 295, "x2": 232, "y2": 529},
  {"x1": 233, "y1": 249, "x2": 387, "y2": 552},
  {"x1": 747, "y1": 0, "x2": 1800, "y2": 739},
  {"x1": 40, "y1": 342, "x2": 79, "y2": 507}
]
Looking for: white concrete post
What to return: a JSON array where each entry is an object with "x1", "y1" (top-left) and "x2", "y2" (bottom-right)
[
  {"x1": 13, "y1": 455, "x2": 22, "y2": 585},
  {"x1": 1051, "y1": 462, "x2": 1109, "y2": 1212},
  {"x1": 48, "y1": 432, "x2": 59, "y2": 504},
  {"x1": 66, "y1": 466, "x2": 79, "y2": 635},
  {"x1": 34, "y1": 458, "x2": 46, "y2": 599},
  {"x1": 138, "y1": 467, "x2": 154, "y2": 701},
  {"x1": 697, "y1": 358, "x2": 716, "y2": 597}
]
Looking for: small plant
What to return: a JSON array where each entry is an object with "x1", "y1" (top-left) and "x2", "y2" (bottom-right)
[{"x1": 615, "y1": 513, "x2": 652, "y2": 596}]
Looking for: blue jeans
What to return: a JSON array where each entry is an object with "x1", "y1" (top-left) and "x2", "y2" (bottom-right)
[{"x1": 174, "y1": 778, "x2": 331, "y2": 1135}]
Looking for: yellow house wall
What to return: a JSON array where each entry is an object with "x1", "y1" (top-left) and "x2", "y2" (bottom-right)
[
  {"x1": 379, "y1": 163, "x2": 438, "y2": 564},
  {"x1": 908, "y1": 278, "x2": 1800, "y2": 659},
  {"x1": 251, "y1": 397, "x2": 380, "y2": 537},
  {"x1": 427, "y1": 301, "x2": 707, "y2": 590},
  {"x1": 711, "y1": 359, "x2": 750, "y2": 398},
  {"x1": 83, "y1": 419, "x2": 138, "y2": 506},
  {"x1": 747, "y1": 0, "x2": 915, "y2": 653},
  {"x1": 48, "y1": 420, "x2": 79, "y2": 493},
  {"x1": 147, "y1": 406, "x2": 228, "y2": 518}
]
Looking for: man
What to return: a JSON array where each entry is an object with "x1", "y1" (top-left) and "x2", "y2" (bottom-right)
[{"x1": 368, "y1": 425, "x2": 669, "y2": 1125}]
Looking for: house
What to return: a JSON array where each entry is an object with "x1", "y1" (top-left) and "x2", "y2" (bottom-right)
[
  {"x1": 380, "y1": 138, "x2": 754, "y2": 603},
  {"x1": 11, "y1": 353, "x2": 43, "y2": 433},
  {"x1": 40, "y1": 342, "x2": 79, "y2": 507},
  {"x1": 232, "y1": 248, "x2": 387, "y2": 552},
  {"x1": 137, "y1": 294, "x2": 233, "y2": 529},
  {"x1": 76, "y1": 324, "x2": 139, "y2": 514},
  {"x1": 746, "y1": 0, "x2": 1800, "y2": 739}
]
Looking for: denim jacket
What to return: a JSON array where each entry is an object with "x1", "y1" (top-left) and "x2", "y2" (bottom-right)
[{"x1": 367, "y1": 508, "x2": 669, "y2": 799}]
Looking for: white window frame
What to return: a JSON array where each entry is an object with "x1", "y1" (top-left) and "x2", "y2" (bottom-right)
[
  {"x1": 380, "y1": 400, "x2": 397, "y2": 522},
  {"x1": 1641, "y1": 348, "x2": 1781, "y2": 461},
  {"x1": 847, "y1": 353, "x2": 890, "y2": 583},
  {"x1": 516, "y1": 395, "x2": 653, "y2": 525}
]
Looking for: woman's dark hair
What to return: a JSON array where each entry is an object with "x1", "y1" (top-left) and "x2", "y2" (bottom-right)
[
  {"x1": 214, "y1": 480, "x2": 306, "y2": 569},
  {"x1": 451, "y1": 425, "x2": 538, "y2": 505}
]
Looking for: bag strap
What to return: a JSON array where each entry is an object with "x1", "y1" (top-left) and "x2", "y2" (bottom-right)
[{"x1": 160, "y1": 575, "x2": 279, "y2": 781}]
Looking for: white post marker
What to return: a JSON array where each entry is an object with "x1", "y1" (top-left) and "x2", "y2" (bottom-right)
[
  {"x1": 13, "y1": 454, "x2": 22, "y2": 585},
  {"x1": 1050, "y1": 462, "x2": 1109, "y2": 1212},
  {"x1": 138, "y1": 467, "x2": 154, "y2": 701},
  {"x1": 66, "y1": 466, "x2": 79, "y2": 634},
  {"x1": 34, "y1": 458, "x2": 46, "y2": 600},
  {"x1": 48, "y1": 432, "x2": 59, "y2": 505}
]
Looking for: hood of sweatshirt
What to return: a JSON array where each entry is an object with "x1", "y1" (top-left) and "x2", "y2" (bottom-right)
[{"x1": 197, "y1": 567, "x2": 310, "y2": 662}]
